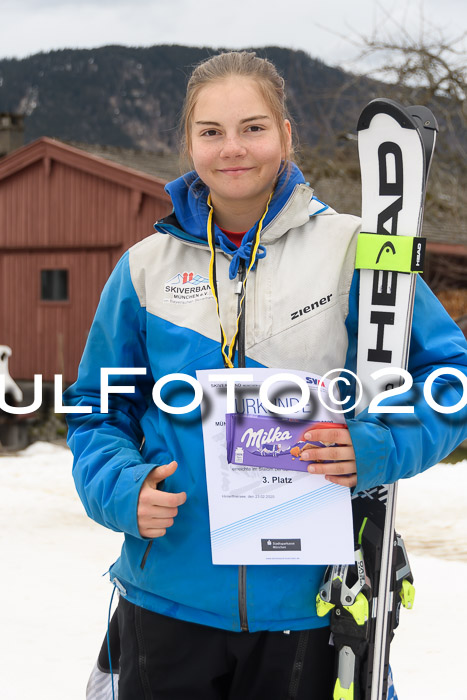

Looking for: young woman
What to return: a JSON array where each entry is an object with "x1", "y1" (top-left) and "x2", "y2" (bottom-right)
[{"x1": 66, "y1": 51, "x2": 467, "y2": 699}]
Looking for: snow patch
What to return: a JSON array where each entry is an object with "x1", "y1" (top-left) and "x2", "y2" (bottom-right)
[{"x1": 0, "y1": 445, "x2": 465, "y2": 699}]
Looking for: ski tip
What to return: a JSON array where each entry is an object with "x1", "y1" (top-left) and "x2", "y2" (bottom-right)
[{"x1": 357, "y1": 98, "x2": 418, "y2": 132}]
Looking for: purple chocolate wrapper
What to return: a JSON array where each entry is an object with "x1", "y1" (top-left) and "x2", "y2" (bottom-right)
[{"x1": 226, "y1": 413, "x2": 345, "y2": 472}]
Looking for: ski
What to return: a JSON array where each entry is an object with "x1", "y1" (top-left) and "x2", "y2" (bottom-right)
[
  {"x1": 356, "y1": 99, "x2": 438, "y2": 700},
  {"x1": 317, "y1": 98, "x2": 438, "y2": 700}
]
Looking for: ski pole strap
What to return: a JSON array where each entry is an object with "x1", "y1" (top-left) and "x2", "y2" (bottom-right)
[{"x1": 355, "y1": 232, "x2": 426, "y2": 273}]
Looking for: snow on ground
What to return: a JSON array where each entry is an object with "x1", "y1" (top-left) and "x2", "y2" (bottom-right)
[
  {"x1": 392, "y1": 462, "x2": 467, "y2": 700},
  {"x1": 0, "y1": 443, "x2": 122, "y2": 700},
  {"x1": 0, "y1": 443, "x2": 466, "y2": 700}
]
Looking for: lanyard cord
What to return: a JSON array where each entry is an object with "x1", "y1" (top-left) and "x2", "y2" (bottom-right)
[{"x1": 207, "y1": 193, "x2": 272, "y2": 369}]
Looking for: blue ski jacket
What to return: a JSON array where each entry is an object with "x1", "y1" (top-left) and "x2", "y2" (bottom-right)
[{"x1": 65, "y1": 164, "x2": 467, "y2": 633}]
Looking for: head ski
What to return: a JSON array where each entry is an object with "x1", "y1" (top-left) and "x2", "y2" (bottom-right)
[{"x1": 317, "y1": 98, "x2": 438, "y2": 700}]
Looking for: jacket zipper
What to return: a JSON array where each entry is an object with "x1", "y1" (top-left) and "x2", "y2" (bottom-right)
[
  {"x1": 287, "y1": 630, "x2": 310, "y2": 699},
  {"x1": 160, "y1": 220, "x2": 251, "y2": 632},
  {"x1": 140, "y1": 540, "x2": 153, "y2": 570},
  {"x1": 236, "y1": 261, "x2": 249, "y2": 632}
]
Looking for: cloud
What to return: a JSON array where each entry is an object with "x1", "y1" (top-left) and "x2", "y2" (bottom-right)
[
  {"x1": 4, "y1": 0, "x2": 167, "y2": 8},
  {"x1": 0, "y1": 0, "x2": 465, "y2": 68}
]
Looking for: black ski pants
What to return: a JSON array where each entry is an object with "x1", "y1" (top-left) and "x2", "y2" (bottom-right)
[{"x1": 117, "y1": 596, "x2": 334, "y2": 700}]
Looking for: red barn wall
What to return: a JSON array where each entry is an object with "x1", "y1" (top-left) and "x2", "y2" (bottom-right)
[
  {"x1": 1, "y1": 249, "x2": 114, "y2": 381},
  {"x1": 0, "y1": 139, "x2": 172, "y2": 384}
]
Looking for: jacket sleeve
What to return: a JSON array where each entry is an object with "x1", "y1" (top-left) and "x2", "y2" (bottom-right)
[
  {"x1": 64, "y1": 252, "x2": 157, "y2": 537},
  {"x1": 345, "y1": 272, "x2": 467, "y2": 493}
]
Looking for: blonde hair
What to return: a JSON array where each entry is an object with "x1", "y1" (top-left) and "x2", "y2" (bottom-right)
[{"x1": 180, "y1": 51, "x2": 295, "y2": 174}]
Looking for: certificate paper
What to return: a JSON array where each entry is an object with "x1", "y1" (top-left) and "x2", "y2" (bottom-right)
[{"x1": 196, "y1": 368, "x2": 354, "y2": 565}]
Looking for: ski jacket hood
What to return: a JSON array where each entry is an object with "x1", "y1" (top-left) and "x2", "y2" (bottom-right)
[{"x1": 162, "y1": 162, "x2": 312, "y2": 279}]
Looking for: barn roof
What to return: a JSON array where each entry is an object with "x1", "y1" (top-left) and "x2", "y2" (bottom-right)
[
  {"x1": 308, "y1": 173, "x2": 467, "y2": 255},
  {"x1": 0, "y1": 137, "x2": 170, "y2": 200},
  {"x1": 67, "y1": 141, "x2": 182, "y2": 183}
]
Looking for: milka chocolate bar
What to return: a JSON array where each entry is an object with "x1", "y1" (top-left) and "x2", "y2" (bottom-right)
[{"x1": 226, "y1": 413, "x2": 345, "y2": 472}]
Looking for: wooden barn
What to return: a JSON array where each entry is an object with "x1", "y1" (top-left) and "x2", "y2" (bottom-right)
[{"x1": 0, "y1": 137, "x2": 175, "y2": 386}]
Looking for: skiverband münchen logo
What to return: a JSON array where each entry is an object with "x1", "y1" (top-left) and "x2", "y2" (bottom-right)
[{"x1": 164, "y1": 271, "x2": 211, "y2": 303}]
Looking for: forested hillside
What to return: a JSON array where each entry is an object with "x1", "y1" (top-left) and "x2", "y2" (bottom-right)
[{"x1": 0, "y1": 44, "x2": 383, "y2": 151}]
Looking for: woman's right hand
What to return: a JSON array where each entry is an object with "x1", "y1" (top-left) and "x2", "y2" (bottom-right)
[{"x1": 137, "y1": 461, "x2": 187, "y2": 538}]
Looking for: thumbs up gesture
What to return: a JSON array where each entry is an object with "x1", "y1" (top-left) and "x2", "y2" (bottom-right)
[{"x1": 137, "y1": 461, "x2": 187, "y2": 538}]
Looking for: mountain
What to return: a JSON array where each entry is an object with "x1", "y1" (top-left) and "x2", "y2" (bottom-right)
[
  {"x1": 0, "y1": 45, "x2": 378, "y2": 152},
  {"x1": 0, "y1": 44, "x2": 465, "y2": 292}
]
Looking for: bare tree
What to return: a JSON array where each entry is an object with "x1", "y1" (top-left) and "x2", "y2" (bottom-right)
[
  {"x1": 350, "y1": 9, "x2": 467, "y2": 312},
  {"x1": 310, "y1": 8, "x2": 467, "y2": 312},
  {"x1": 339, "y1": 5, "x2": 467, "y2": 155}
]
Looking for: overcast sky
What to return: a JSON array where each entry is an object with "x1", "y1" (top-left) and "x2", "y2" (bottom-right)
[{"x1": 1, "y1": 0, "x2": 465, "y2": 71}]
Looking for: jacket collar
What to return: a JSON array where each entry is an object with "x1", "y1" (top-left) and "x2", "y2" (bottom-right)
[
  {"x1": 157, "y1": 163, "x2": 328, "y2": 279},
  {"x1": 163, "y1": 162, "x2": 307, "y2": 241}
]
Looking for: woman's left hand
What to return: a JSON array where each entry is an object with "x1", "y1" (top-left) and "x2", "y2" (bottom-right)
[{"x1": 299, "y1": 426, "x2": 357, "y2": 488}]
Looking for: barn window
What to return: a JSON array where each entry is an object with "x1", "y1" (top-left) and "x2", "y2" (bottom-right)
[{"x1": 41, "y1": 269, "x2": 69, "y2": 301}]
